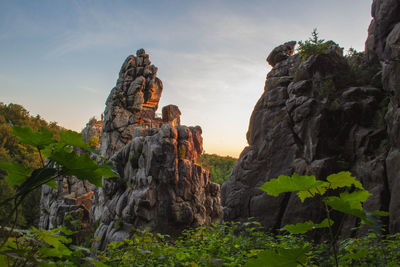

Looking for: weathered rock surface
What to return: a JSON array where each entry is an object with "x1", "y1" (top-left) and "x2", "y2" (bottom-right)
[
  {"x1": 39, "y1": 175, "x2": 93, "y2": 230},
  {"x1": 222, "y1": 38, "x2": 390, "y2": 235},
  {"x1": 162, "y1": 104, "x2": 181, "y2": 127},
  {"x1": 91, "y1": 125, "x2": 222, "y2": 250},
  {"x1": 100, "y1": 49, "x2": 164, "y2": 159},
  {"x1": 39, "y1": 49, "x2": 222, "y2": 250},
  {"x1": 367, "y1": 0, "x2": 400, "y2": 232},
  {"x1": 81, "y1": 117, "x2": 103, "y2": 149}
]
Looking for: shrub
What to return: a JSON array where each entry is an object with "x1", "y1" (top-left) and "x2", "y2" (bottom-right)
[{"x1": 297, "y1": 29, "x2": 337, "y2": 60}]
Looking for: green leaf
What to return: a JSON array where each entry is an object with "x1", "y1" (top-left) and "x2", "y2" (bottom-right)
[
  {"x1": 244, "y1": 246, "x2": 310, "y2": 267},
  {"x1": 314, "y1": 218, "x2": 334, "y2": 229},
  {"x1": 283, "y1": 218, "x2": 333, "y2": 234},
  {"x1": 45, "y1": 180, "x2": 57, "y2": 189},
  {"x1": 370, "y1": 210, "x2": 389, "y2": 216},
  {"x1": 324, "y1": 190, "x2": 371, "y2": 219},
  {"x1": 11, "y1": 126, "x2": 55, "y2": 149},
  {"x1": 339, "y1": 190, "x2": 371, "y2": 210},
  {"x1": 15, "y1": 168, "x2": 57, "y2": 198},
  {"x1": 283, "y1": 221, "x2": 314, "y2": 234},
  {"x1": 59, "y1": 130, "x2": 90, "y2": 151},
  {"x1": 56, "y1": 226, "x2": 75, "y2": 236},
  {"x1": 260, "y1": 173, "x2": 328, "y2": 202},
  {"x1": 327, "y1": 171, "x2": 363, "y2": 190},
  {"x1": 91, "y1": 260, "x2": 111, "y2": 267},
  {"x1": 297, "y1": 181, "x2": 329, "y2": 202},
  {"x1": 32, "y1": 228, "x2": 72, "y2": 257},
  {"x1": 0, "y1": 255, "x2": 7, "y2": 266},
  {"x1": 94, "y1": 165, "x2": 118, "y2": 179},
  {"x1": 49, "y1": 149, "x2": 117, "y2": 187},
  {"x1": 0, "y1": 161, "x2": 32, "y2": 185}
]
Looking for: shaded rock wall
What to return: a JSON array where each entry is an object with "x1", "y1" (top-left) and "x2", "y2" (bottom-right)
[
  {"x1": 222, "y1": 27, "x2": 391, "y2": 234},
  {"x1": 366, "y1": 0, "x2": 400, "y2": 232}
]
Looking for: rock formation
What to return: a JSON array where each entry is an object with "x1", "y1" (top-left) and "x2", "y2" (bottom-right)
[
  {"x1": 91, "y1": 125, "x2": 221, "y2": 250},
  {"x1": 221, "y1": 1, "x2": 398, "y2": 235},
  {"x1": 100, "y1": 49, "x2": 164, "y2": 159},
  {"x1": 366, "y1": 0, "x2": 400, "y2": 232},
  {"x1": 39, "y1": 49, "x2": 222, "y2": 250}
]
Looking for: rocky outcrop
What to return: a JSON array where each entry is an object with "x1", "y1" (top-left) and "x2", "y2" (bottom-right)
[
  {"x1": 162, "y1": 104, "x2": 181, "y2": 127},
  {"x1": 91, "y1": 125, "x2": 221, "y2": 250},
  {"x1": 81, "y1": 117, "x2": 103, "y2": 149},
  {"x1": 39, "y1": 49, "x2": 222, "y2": 250},
  {"x1": 222, "y1": 35, "x2": 390, "y2": 235},
  {"x1": 100, "y1": 49, "x2": 164, "y2": 159},
  {"x1": 366, "y1": 0, "x2": 400, "y2": 232},
  {"x1": 39, "y1": 175, "x2": 93, "y2": 231},
  {"x1": 39, "y1": 116, "x2": 103, "y2": 231}
]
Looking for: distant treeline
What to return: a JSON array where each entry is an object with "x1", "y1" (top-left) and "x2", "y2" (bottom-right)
[
  {"x1": 197, "y1": 153, "x2": 237, "y2": 184},
  {"x1": 0, "y1": 102, "x2": 64, "y2": 228}
]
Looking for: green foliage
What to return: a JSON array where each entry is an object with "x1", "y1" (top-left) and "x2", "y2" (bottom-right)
[
  {"x1": 196, "y1": 153, "x2": 237, "y2": 184},
  {"x1": 283, "y1": 218, "x2": 333, "y2": 235},
  {"x1": 0, "y1": 103, "x2": 64, "y2": 228},
  {"x1": 98, "y1": 221, "x2": 280, "y2": 266},
  {"x1": 178, "y1": 144, "x2": 186, "y2": 159},
  {"x1": 0, "y1": 123, "x2": 117, "y2": 246},
  {"x1": 257, "y1": 171, "x2": 389, "y2": 266},
  {"x1": 0, "y1": 222, "x2": 400, "y2": 266},
  {"x1": 244, "y1": 246, "x2": 310, "y2": 267},
  {"x1": 297, "y1": 28, "x2": 337, "y2": 60},
  {"x1": 0, "y1": 226, "x2": 96, "y2": 266},
  {"x1": 88, "y1": 135, "x2": 99, "y2": 148}
]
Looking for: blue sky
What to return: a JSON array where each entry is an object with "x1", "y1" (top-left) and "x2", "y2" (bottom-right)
[{"x1": 0, "y1": 0, "x2": 373, "y2": 157}]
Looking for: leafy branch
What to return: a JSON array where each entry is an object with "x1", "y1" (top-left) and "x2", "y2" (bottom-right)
[
  {"x1": 0, "y1": 126, "x2": 118, "y2": 252},
  {"x1": 245, "y1": 172, "x2": 389, "y2": 267}
]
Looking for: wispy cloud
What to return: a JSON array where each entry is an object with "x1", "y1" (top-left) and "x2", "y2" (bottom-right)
[{"x1": 79, "y1": 86, "x2": 100, "y2": 94}]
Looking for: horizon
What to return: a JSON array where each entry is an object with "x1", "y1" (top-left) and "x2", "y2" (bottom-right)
[{"x1": 0, "y1": 0, "x2": 373, "y2": 157}]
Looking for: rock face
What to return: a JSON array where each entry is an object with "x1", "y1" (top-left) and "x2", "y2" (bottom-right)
[
  {"x1": 222, "y1": 31, "x2": 391, "y2": 234},
  {"x1": 39, "y1": 49, "x2": 222, "y2": 250},
  {"x1": 91, "y1": 125, "x2": 222, "y2": 250},
  {"x1": 39, "y1": 175, "x2": 93, "y2": 231},
  {"x1": 366, "y1": 0, "x2": 400, "y2": 232},
  {"x1": 39, "y1": 116, "x2": 103, "y2": 231},
  {"x1": 100, "y1": 49, "x2": 164, "y2": 159}
]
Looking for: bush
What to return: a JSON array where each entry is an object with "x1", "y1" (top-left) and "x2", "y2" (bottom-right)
[{"x1": 297, "y1": 29, "x2": 337, "y2": 60}]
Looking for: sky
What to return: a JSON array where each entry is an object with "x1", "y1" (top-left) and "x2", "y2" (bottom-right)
[{"x1": 0, "y1": 0, "x2": 373, "y2": 157}]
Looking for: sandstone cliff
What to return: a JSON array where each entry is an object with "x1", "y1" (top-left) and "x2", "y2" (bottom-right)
[{"x1": 222, "y1": 0, "x2": 400, "y2": 235}]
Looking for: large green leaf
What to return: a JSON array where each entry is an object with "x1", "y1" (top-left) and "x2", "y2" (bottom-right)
[
  {"x1": 59, "y1": 130, "x2": 90, "y2": 151},
  {"x1": 297, "y1": 181, "x2": 329, "y2": 202},
  {"x1": 283, "y1": 218, "x2": 333, "y2": 234},
  {"x1": 11, "y1": 126, "x2": 55, "y2": 149},
  {"x1": 324, "y1": 190, "x2": 371, "y2": 219},
  {"x1": 49, "y1": 149, "x2": 117, "y2": 187},
  {"x1": 260, "y1": 173, "x2": 328, "y2": 202},
  {"x1": 0, "y1": 161, "x2": 32, "y2": 185},
  {"x1": 15, "y1": 168, "x2": 57, "y2": 197},
  {"x1": 283, "y1": 221, "x2": 314, "y2": 234},
  {"x1": 327, "y1": 171, "x2": 363, "y2": 190},
  {"x1": 244, "y1": 246, "x2": 310, "y2": 267},
  {"x1": 94, "y1": 165, "x2": 119, "y2": 179},
  {"x1": 0, "y1": 255, "x2": 7, "y2": 266}
]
